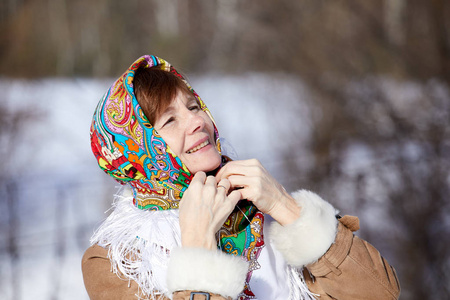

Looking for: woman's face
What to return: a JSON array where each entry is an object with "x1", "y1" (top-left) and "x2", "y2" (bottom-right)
[{"x1": 153, "y1": 90, "x2": 222, "y2": 174}]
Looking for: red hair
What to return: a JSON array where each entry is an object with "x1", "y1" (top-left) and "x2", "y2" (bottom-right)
[{"x1": 133, "y1": 67, "x2": 193, "y2": 124}]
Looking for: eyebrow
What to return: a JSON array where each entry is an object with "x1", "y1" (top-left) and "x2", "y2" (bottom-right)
[
  {"x1": 157, "y1": 94, "x2": 199, "y2": 123},
  {"x1": 187, "y1": 99, "x2": 198, "y2": 106},
  {"x1": 160, "y1": 105, "x2": 176, "y2": 116}
]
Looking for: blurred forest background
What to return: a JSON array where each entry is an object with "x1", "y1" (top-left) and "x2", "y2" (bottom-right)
[{"x1": 1, "y1": 0, "x2": 449, "y2": 299}]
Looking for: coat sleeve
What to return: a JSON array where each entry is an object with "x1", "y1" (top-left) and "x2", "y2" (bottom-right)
[
  {"x1": 81, "y1": 245, "x2": 244, "y2": 300},
  {"x1": 81, "y1": 245, "x2": 145, "y2": 300},
  {"x1": 81, "y1": 244, "x2": 151, "y2": 299},
  {"x1": 305, "y1": 216, "x2": 400, "y2": 299},
  {"x1": 269, "y1": 190, "x2": 401, "y2": 300}
]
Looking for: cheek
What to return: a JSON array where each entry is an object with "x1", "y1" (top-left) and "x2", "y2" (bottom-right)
[{"x1": 203, "y1": 116, "x2": 216, "y2": 138}]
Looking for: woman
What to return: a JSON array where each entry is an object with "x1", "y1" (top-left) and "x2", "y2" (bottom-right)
[{"x1": 82, "y1": 55, "x2": 400, "y2": 300}]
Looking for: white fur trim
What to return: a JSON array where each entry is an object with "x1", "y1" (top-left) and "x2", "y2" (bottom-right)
[
  {"x1": 269, "y1": 190, "x2": 338, "y2": 267},
  {"x1": 167, "y1": 247, "x2": 248, "y2": 299}
]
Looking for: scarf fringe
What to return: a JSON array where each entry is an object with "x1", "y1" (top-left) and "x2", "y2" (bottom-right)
[
  {"x1": 91, "y1": 186, "x2": 181, "y2": 299},
  {"x1": 287, "y1": 266, "x2": 319, "y2": 300}
]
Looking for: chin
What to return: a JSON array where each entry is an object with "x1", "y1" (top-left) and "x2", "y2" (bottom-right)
[{"x1": 190, "y1": 157, "x2": 222, "y2": 175}]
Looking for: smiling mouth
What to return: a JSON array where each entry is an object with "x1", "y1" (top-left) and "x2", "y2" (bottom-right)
[{"x1": 186, "y1": 140, "x2": 210, "y2": 154}]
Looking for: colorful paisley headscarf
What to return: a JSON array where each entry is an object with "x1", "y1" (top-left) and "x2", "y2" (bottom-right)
[
  {"x1": 91, "y1": 55, "x2": 264, "y2": 298},
  {"x1": 90, "y1": 55, "x2": 221, "y2": 210}
]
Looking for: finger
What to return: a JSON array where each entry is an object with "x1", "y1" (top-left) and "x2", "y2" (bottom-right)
[
  {"x1": 213, "y1": 189, "x2": 241, "y2": 222},
  {"x1": 183, "y1": 171, "x2": 207, "y2": 200},
  {"x1": 217, "y1": 178, "x2": 231, "y2": 194},
  {"x1": 205, "y1": 175, "x2": 216, "y2": 187},
  {"x1": 212, "y1": 179, "x2": 233, "y2": 212},
  {"x1": 216, "y1": 160, "x2": 250, "y2": 178},
  {"x1": 192, "y1": 171, "x2": 207, "y2": 183},
  {"x1": 227, "y1": 174, "x2": 254, "y2": 190},
  {"x1": 228, "y1": 190, "x2": 242, "y2": 205},
  {"x1": 216, "y1": 162, "x2": 247, "y2": 181},
  {"x1": 238, "y1": 158, "x2": 261, "y2": 167},
  {"x1": 216, "y1": 160, "x2": 263, "y2": 181},
  {"x1": 235, "y1": 186, "x2": 253, "y2": 202},
  {"x1": 227, "y1": 175, "x2": 263, "y2": 203},
  {"x1": 213, "y1": 179, "x2": 230, "y2": 209},
  {"x1": 202, "y1": 175, "x2": 218, "y2": 202}
]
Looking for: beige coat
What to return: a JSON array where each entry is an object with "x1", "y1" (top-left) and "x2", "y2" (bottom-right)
[{"x1": 82, "y1": 215, "x2": 400, "y2": 300}]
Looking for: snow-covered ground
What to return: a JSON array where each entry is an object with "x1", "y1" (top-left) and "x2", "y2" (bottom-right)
[{"x1": 0, "y1": 74, "x2": 311, "y2": 300}]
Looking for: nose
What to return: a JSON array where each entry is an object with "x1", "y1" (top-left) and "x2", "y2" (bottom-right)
[{"x1": 186, "y1": 111, "x2": 205, "y2": 134}]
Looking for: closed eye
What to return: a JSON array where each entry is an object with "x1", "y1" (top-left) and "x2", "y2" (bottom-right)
[
  {"x1": 189, "y1": 104, "x2": 200, "y2": 111},
  {"x1": 161, "y1": 116, "x2": 175, "y2": 127}
]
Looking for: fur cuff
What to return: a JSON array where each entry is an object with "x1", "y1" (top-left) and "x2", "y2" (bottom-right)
[
  {"x1": 167, "y1": 247, "x2": 248, "y2": 299},
  {"x1": 269, "y1": 190, "x2": 338, "y2": 267}
]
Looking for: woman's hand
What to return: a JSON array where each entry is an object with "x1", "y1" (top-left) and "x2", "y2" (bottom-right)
[
  {"x1": 215, "y1": 159, "x2": 301, "y2": 226},
  {"x1": 179, "y1": 171, "x2": 241, "y2": 250}
]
